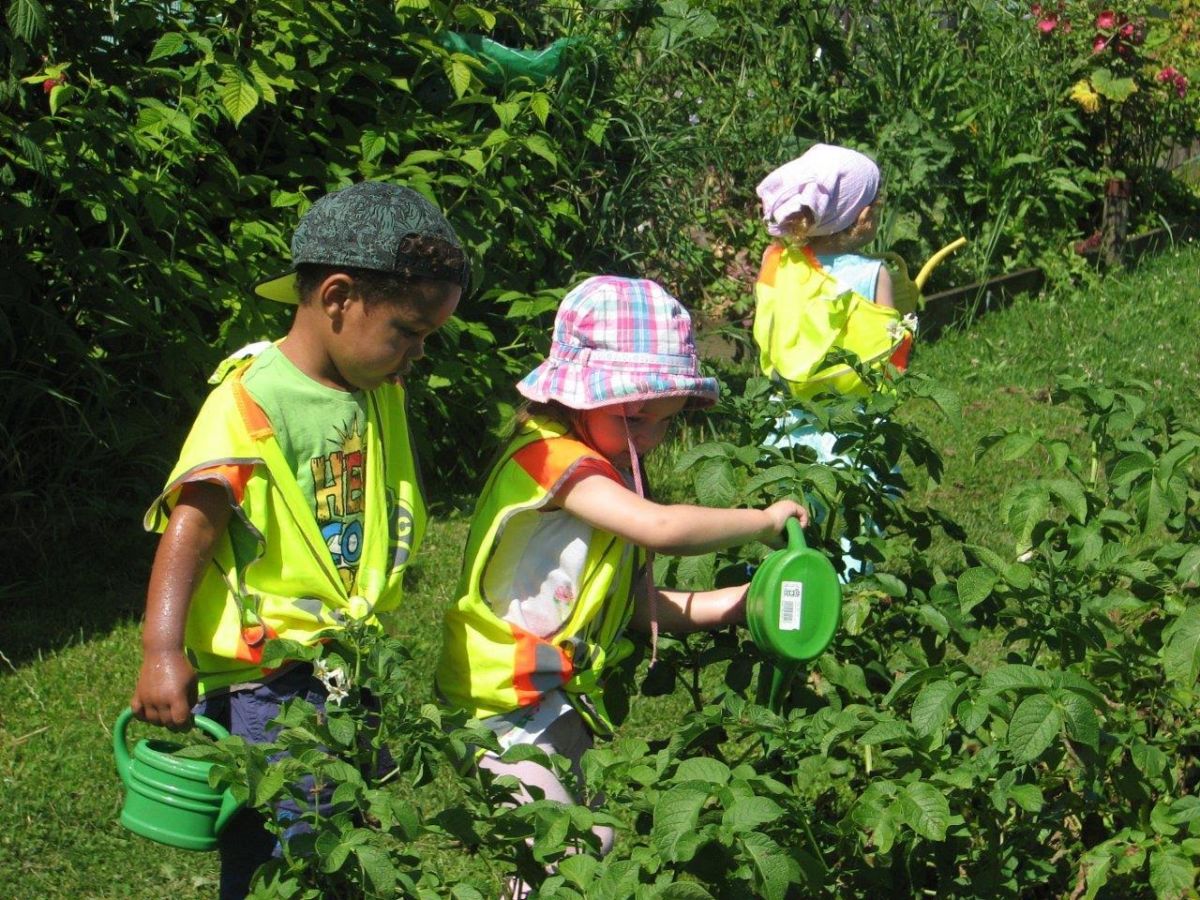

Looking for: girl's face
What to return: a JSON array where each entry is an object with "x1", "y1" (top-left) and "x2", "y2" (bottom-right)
[{"x1": 577, "y1": 396, "x2": 688, "y2": 467}]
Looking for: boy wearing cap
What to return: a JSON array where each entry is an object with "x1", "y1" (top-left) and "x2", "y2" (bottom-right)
[{"x1": 129, "y1": 181, "x2": 468, "y2": 897}]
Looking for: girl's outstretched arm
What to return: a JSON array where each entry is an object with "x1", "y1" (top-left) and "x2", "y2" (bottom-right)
[
  {"x1": 629, "y1": 584, "x2": 748, "y2": 634},
  {"x1": 558, "y1": 474, "x2": 807, "y2": 556}
]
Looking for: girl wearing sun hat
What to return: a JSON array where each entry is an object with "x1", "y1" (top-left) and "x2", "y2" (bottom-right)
[{"x1": 436, "y1": 275, "x2": 806, "y2": 881}]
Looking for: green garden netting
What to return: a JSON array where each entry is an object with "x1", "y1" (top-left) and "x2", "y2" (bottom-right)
[{"x1": 436, "y1": 31, "x2": 583, "y2": 86}]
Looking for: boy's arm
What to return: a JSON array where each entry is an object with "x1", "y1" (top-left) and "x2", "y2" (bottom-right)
[
  {"x1": 130, "y1": 481, "x2": 232, "y2": 731},
  {"x1": 558, "y1": 474, "x2": 807, "y2": 556},
  {"x1": 630, "y1": 584, "x2": 748, "y2": 634}
]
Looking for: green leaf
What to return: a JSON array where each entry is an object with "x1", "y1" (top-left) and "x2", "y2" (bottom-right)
[
  {"x1": 1008, "y1": 783, "x2": 1044, "y2": 813},
  {"x1": 556, "y1": 854, "x2": 599, "y2": 889},
  {"x1": 1149, "y1": 847, "x2": 1195, "y2": 899},
  {"x1": 148, "y1": 32, "x2": 186, "y2": 62},
  {"x1": 325, "y1": 711, "x2": 357, "y2": 748},
  {"x1": 957, "y1": 566, "x2": 997, "y2": 613},
  {"x1": 1059, "y1": 691, "x2": 1099, "y2": 750},
  {"x1": 693, "y1": 457, "x2": 738, "y2": 508},
  {"x1": 529, "y1": 92, "x2": 551, "y2": 126},
  {"x1": 673, "y1": 757, "x2": 730, "y2": 786},
  {"x1": 860, "y1": 720, "x2": 912, "y2": 746},
  {"x1": 652, "y1": 786, "x2": 709, "y2": 862},
  {"x1": 675, "y1": 553, "x2": 715, "y2": 591},
  {"x1": 911, "y1": 679, "x2": 962, "y2": 737},
  {"x1": 1007, "y1": 693, "x2": 1063, "y2": 763},
  {"x1": 1091, "y1": 67, "x2": 1138, "y2": 102},
  {"x1": 220, "y1": 76, "x2": 259, "y2": 126},
  {"x1": 354, "y1": 845, "x2": 397, "y2": 896},
  {"x1": 360, "y1": 130, "x2": 387, "y2": 163},
  {"x1": 1047, "y1": 478, "x2": 1088, "y2": 522},
  {"x1": 400, "y1": 149, "x2": 444, "y2": 167},
  {"x1": 660, "y1": 884, "x2": 716, "y2": 899},
  {"x1": 981, "y1": 664, "x2": 1051, "y2": 693},
  {"x1": 900, "y1": 781, "x2": 950, "y2": 840},
  {"x1": 6, "y1": 0, "x2": 46, "y2": 42},
  {"x1": 47, "y1": 83, "x2": 68, "y2": 114},
  {"x1": 723, "y1": 796, "x2": 785, "y2": 831},
  {"x1": 1177, "y1": 546, "x2": 1200, "y2": 584},
  {"x1": 738, "y1": 831, "x2": 792, "y2": 900},
  {"x1": 523, "y1": 134, "x2": 558, "y2": 167},
  {"x1": 1002, "y1": 482, "x2": 1049, "y2": 547},
  {"x1": 1163, "y1": 605, "x2": 1200, "y2": 689},
  {"x1": 446, "y1": 59, "x2": 471, "y2": 98}
]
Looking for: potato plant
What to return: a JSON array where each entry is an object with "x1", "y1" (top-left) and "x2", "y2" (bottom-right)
[{"x1": 179, "y1": 369, "x2": 1199, "y2": 898}]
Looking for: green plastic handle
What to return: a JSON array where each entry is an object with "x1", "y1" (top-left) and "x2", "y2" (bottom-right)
[
  {"x1": 786, "y1": 517, "x2": 806, "y2": 550},
  {"x1": 113, "y1": 707, "x2": 231, "y2": 786},
  {"x1": 113, "y1": 707, "x2": 133, "y2": 785}
]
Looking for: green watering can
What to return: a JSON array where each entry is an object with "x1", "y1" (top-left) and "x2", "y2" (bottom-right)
[
  {"x1": 746, "y1": 519, "x2": 842, "y2": 712},
  {"x1": 113, "y1": 707, "x2": 242, "y2": 851}
]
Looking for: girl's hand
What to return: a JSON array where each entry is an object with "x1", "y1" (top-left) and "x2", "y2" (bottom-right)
[{"x1": 761, "y1": 500, "x2": 809, "y2": 547}]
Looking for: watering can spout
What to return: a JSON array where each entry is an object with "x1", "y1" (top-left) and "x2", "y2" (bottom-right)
[
  {"x1": 216, "y1": 790, "x2": 242, "y2": 835},
  {"x1": 914, "y1": 236, "x2": 968, "y2": 291}
]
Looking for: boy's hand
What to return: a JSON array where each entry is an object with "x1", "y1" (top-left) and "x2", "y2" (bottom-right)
[
  {"x1": 130, "y1": 649, "x2": 198, "y2": 731},
  {"x1": 761, "y1": 500, "x2": 809, "y2": 548}
]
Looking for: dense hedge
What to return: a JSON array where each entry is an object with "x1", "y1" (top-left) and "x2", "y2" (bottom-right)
[{"x1": 2, "y1": 0, "x2": 1197, "y2": 565}]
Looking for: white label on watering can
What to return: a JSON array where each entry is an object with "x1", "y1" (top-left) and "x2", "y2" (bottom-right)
[{"x1": 779, "y1": 582, "x2": 803, "y2": 631}]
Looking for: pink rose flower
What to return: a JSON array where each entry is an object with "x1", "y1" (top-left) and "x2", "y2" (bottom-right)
[
  {"x1": 1092, "y1": 34, "x2": 1108, "y2": 53},
  {"x1": 1157, "y1": 66, "x2": 1179, "y2": 83},
  {"x1": 1095, "y1": 10, "x2": 1116, "y2": 29},
  {"x1": 1037, "y1": 14, "x2": 1058, "y2": 33},
  {"x1": 1176, "y1": 74, "x2": 1189, "y2": 98}
]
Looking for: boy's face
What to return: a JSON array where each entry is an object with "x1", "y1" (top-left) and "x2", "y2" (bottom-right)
[
  {"x1": 577, "y1": 396, "x2": 688, "y2": 467},
  {"x1": 330, "y1": 279, "x2": 461, "y2": 391}
]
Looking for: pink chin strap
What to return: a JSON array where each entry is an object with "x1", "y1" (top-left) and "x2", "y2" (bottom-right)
[{"x1": 624, "y1": 413, "x2": 660, "y2": 667}]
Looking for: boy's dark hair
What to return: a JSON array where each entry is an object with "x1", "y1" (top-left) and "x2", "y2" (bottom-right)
[{"x1": 296, "y1": 233, "x2": 468, "y2": 305}]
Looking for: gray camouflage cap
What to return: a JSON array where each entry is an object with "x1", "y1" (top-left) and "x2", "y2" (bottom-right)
[{"x1": 254, "y1": 181, "x2": 470, "y2": 304}]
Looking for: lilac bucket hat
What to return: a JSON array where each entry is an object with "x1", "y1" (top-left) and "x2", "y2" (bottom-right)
[
  {"x1": 517, "y1": 276, "x2": 719, "y2": 410},
  {"x1": 757, "y1": 143, "x2": 881, "y2": 238}
]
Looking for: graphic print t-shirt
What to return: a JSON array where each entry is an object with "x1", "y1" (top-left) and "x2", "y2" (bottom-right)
[{"x1": 241, "y1": 345, "x2": 368, "y2": 593}]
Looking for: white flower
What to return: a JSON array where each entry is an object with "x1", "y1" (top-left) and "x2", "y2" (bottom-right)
[
  {"x1": 672, "y1": 89, "x2": 683, "y2": 99},
  {"x1": 315, "y1": 658, "x2": 349, "y2": 697},
  {"x1": 688, "y1": 113, "x2": 700, "y2": 126},
  {"x1": 747, "y1": 88, "x2": 757, "y2": 99},
  {"x1": 635, "y1": 220, "x2": 651, "y2": 234},
  {"x1": 813, "y1": 45, "x2": 823, "y2": 61},
  {"x1": 326, "y1": 681, "x2": 350, "y2": 706},
  {"x1": 887, "y1": 313, "x2": 919, "y2": 341}
]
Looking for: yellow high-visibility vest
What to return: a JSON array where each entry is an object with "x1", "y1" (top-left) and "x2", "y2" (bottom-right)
[
  {"x1": 753, "y1": 245, "x2": 913, "y2": 400},
  {"x1": 144, "y1": 348, "x2": 426, "y2": 695},
  {"x1": 436, "y1": 417, "x2": 638, "y2": 736}
]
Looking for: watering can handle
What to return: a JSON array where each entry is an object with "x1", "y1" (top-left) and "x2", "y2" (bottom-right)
[
  {"x1": 786, "y1": 517, "x2": 806, "y2": 551},
  {"x1": 113, "y1": 706, "x2": 231, "y2": 785}
]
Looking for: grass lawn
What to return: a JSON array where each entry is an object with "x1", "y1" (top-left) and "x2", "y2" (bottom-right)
[{"x1": 2, "y1": 241, "x2": 1198, "y2": 898}]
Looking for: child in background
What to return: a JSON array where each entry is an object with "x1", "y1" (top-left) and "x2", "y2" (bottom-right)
[
  {"x1": 436, "y1": 276, "x2": 807, "y2": 885},
  {"x1": 753, "y1": 143, "x2": 917, "y2": 575},
  {"x1": 129, "y1": 181, "x2": 469, "y2": 899}
]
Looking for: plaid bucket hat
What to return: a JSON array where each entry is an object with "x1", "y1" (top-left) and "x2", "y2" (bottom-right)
[
  {"x1": 517, "y1": 276, "x2": 719, "y2": 410},
  {"x1": 254, "y1": 181, "x2": 470, "y2": 304}
]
